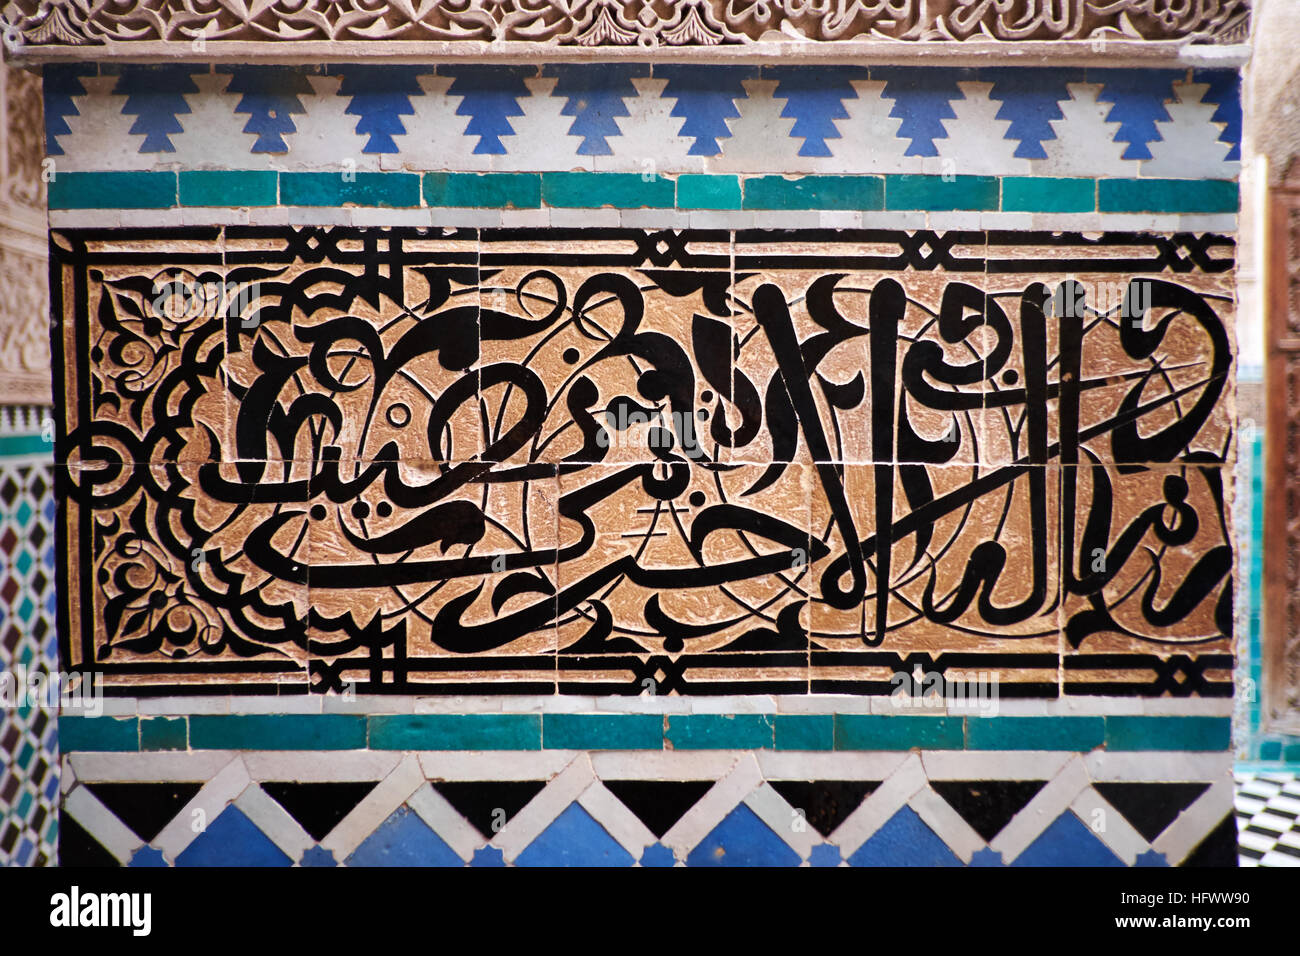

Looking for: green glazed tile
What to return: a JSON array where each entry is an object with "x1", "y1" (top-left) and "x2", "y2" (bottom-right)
[
  {"x1": 665, "y1": 714, "x2": 775, "y2": 750},
  {"x1": 834, "y1": 715, "x2": 963, "y2": 750},
  {"x1": 140, "y1": 716, "x2": 188, "y2": 751},
  {"x1": 677, "y1": 174, "x2": 742, "y2": 209},
  {"x1": 179, "y1": 170, "x2": 277, "y2": 207},
  {"x1": 542, "y1": 714, "x2": 663, "y2": 750},
  {"x1": 542, "y1": 172, "x2": 674, "y2": 208},
  {"x1": 188, "y1": 715, "x2": 366, "y2": 750},
  {"x1": 744, "y1": 175, "x2": 883, "y2": 210},
  {"x1": 59, "y1": 716, "x2": 138, "y2": 752},
  {"x1": 280, "y1": 172, "x2": 420, "y2": 207},
  {"x1": 49, "y1": 171, "x2": 176, "y2": 209},
  {"x1": 1001, "y1": 177, "x2": 1094, "y2": 213},
  {"x1": 369, "y1": 714, "x2": 541, "y2": 750},
  {"x1": 1098, "y1": 178, "x2": 1238, "y2": 214},
  {"x1": 424, "y1": 172, "x2": 540, "y2": 209},
  {"x1": 775, "y1": 715, "x2": 834, "y2": 751},
  {"x1": 965, "y1": 716, "x2": 1104, "y2": 751},
  {"x1": 885, "y1": 174, "x2": 999, "y2": 211},
  {"x1": 1104, "y1": 716, "x2": 1232, "y2": 751}
]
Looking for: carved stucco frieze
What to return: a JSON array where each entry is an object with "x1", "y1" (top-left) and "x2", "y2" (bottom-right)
[{"x1": 0, "y1": 0, "x2": 1252, "y2": 55}]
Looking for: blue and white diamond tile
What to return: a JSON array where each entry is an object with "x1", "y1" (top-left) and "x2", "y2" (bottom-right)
[{"x1": 57, "y1": 748, "x2": 1237, "y2": 867}]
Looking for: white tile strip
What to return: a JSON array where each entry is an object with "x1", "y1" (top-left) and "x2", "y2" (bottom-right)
[
  {"x1": 406, "y1": 782, "x2": 484, "y2": 862},
  {"x1": 576, "y1": 780, "x2": 658, "y2": 860},
  {"x1": 233, "y1": 784, "x2": 315, "y2": 863},
  {"x1": 64, "y1": 784, "x2": 144, "y2": 864},
  {"x1": 153, "y1": 755, "x2": 251, "y2": 862},
  {"x1": 492, "y1": 753, "x2": 595, "y2": 862},
  {"x1": 319, "y1": 753, "x2": 425, "y2": 861}
]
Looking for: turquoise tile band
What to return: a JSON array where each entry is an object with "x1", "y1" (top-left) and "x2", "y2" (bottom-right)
[
  {"x1": 48, "y1": 170, "x2": 1241, "y2": 215},
  {"x1": 58, "y1": 713, "x2": 1235, "y2": 753}
]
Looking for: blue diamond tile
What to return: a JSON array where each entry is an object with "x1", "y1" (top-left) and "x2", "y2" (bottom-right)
[
  {"x1": 345, "y1": 806, "x2": 463, "y2": 867},
  {"x1": 847, "y1": 806, "x2": 962, "y2": 867},
  {"x1": 1135, "y1": 849, "x2": 1169, "y2": 867},
  {"x1": 639, "y1": 843, "x2": 676, "y2": 867},
  {"x1": 175, "y1": 806, "x2": 292, "y2": 867},
  {"x1": 514, "y1": 803, "x2": 634, "y2": 867},
  {"x1": 686, "y1": 804, "x2": 801, "y2": 867},
  {"x1": 1011, "y1": 812, "x2": 1125, "y2": 867}
]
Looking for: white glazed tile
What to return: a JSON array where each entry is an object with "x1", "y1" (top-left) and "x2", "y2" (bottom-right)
[
  {"x1": 492, "y1": 753, "x2": 595, "y2": 861},
  {"x1": 228, "y1": 695, "x2": 322, "y2": 715},
  {"x1": 69, "y1": 751, "x2": 236, "y2": 782},
  {"x1": 1072, "y1": 786, "x2": 1149, "y2": 864},
  {"x1": 748, "y1": 211, "x2": 821, "y2": 229},
  {"x1": 745, "y1": 781, "x2": 820, "y2": 859},
  {"x1": 242, "y1": 750, "x2": 400, "y2": 781},
  {"x1": 589, "y1": 750, "x2": 735, "y2": 781},
  {"x1": 350, "y1": 208, "x2": 433, "y2": 227},
  {"x1": 909, "y1": 785, "x2": 984, "y2": 863},
  {"x1": 824, "y1": 79, "x2": 923, "y2": 175},
  {"x1": 710, "y1": 79, "x2": 810, "y2": 175},
  {"x1": 920, "y1": 750, "x2": 1072, "y2": 780},
  {"x1": 618, "y1": 209, "x2": 691, "y2": 229},
  {"x1": 594, "y1": 694, "x2": 693, "y2": 713},
  {"x1": 1172, "y1": 214, "x2": 1238, "y2": 233},
  {"x1": 548, "y1": 208, "x2": 620, "y2": 228},
  {"x1": 406, "y1": 782, "x2": 483, "y2": 861},
  {"x1": 688, "y1": 696, "x2": 777, "y2": 714},
  {"x1": 320, "y1": 694, "x2": 415, "y2": 714},
  {"x1": 599, "y1": 76, "x2": 705, "y2": 175},
  {"x1": 1035, "y1": 82, "x2": 1141, "y2": 178},
  {"x1": 819, "y1": 210, "x2": 863, "y2": 229},
  {"x1": 399, "y1": 74, "x2": 493, "y2": 173},
  {"x1": 499, "y1": 208, "x2": 551, "y2": 228},
  {"x1": 49, "y1": 209, "x2": 122, "y2": 229},
  {"x1": 1139, "y1": 697, "x2": 1235, "y2": 716},
  {"x1": 1152, "y1": 777, "x2": 1235, "y2": 864},
  {"x1": 287, "y1": 74, "x2": 382, "y2": 172},
  {"x1": 64, "y1": 785, "x2": 143, "y2": 863},
  {"x1": 413, "y1": 696, "x2": 505, "y2": 714},
  {"x1": 756, "y1": 751, "x2": 907, "y2": 780},
  {"x1": 134, "y1": 697, "x2": 229, "y2": 715},
  {"x1": 990, "y1": 755, "x2": 1090, "y2": 862},
  {"x1": 432, "y1": 207, "x2": 501, "y2": 227},
  {"x1": 860, "y1": 212, "x2": 926, "y2": 229},
  {"x1": 320, "y1": 753, "x2": 425, "y2": 860},
  {"x1": 181, "y1": 206, "x2": 251, "y2": 225},
  {"x1": 1143, "y1": 81, "x2": 1237, "y2": 180},
  {"x1": 1084, "y1": 751, "x2": 1233, "y2": 781},
  {"x1": 661, "y1": 753, "x2": 763, "y2": 854},
  {"x1": 689, "y1": 210, "x2": 754, "y2": 229},
  {"x1": 153, "y1": 756, "x2": 250, "y2": 860},
  {"x1": 418, "y1": 750, "x2": 576, "y2": 780},
  {"x1": 831, "y1": 753, "x2": 928, "y2": 854},
  {"x1": 494, "y1": 75, "x2": 594, "y2": 173},
  {"x1": 934, "y1": 82, "x2": 1032, "y2": 177},
  {"x1": 576, "y1": 780, "x2": 658, "y2": 858},
  {"x1": 234, "y1": 784, "x2": 315, "y2": 862}
]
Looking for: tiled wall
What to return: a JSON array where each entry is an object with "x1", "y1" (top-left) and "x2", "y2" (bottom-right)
[
  {"x1": 0, "y1": 406, "x2": 58, "y2": 866},
  {"x1": 46, "y1": 61, "x2": 1243, "y2": 866}
]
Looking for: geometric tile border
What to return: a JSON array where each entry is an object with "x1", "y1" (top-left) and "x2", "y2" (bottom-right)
[{"x1": 60, "y1": 748, "x2": 1237, "y2": 867}]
